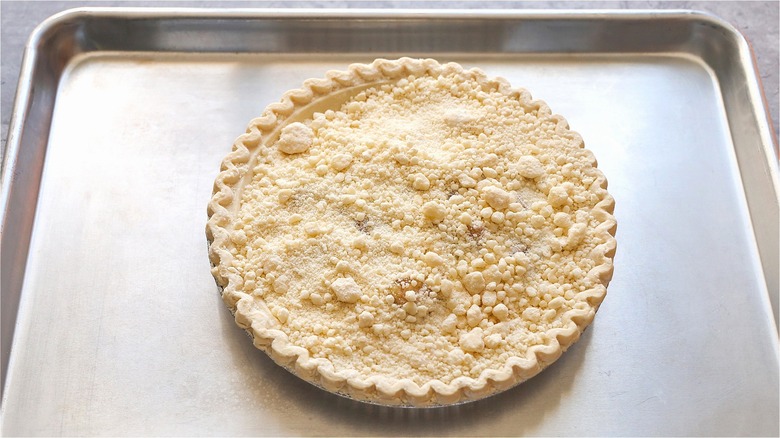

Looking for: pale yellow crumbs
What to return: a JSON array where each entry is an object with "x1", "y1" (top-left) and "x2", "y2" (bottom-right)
[{"x1": 226, "y1": 68, "x2": 609, "y2": 387}]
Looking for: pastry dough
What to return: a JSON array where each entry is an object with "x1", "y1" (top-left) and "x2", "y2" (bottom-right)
[{"x1": 206, "y1": 58, "x2": 617, "y2": 406}]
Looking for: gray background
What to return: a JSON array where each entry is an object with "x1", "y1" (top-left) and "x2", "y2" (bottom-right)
[{"x1": 1, "y1": 0, "x2": 779, "y2": 152}]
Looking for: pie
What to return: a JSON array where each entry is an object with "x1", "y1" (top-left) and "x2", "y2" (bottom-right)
[{"x1": 206, "y1": 58, "x2": 617, "y2": 406}]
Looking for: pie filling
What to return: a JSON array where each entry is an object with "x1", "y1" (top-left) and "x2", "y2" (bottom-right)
[{"x1": 208, "y1": 58, "x2": 616, "y2": 406}]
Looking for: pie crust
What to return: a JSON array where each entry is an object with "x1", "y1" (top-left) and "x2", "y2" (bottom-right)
[{"x1": 206, "y1": 58, "x2": 617, "y2": 407}]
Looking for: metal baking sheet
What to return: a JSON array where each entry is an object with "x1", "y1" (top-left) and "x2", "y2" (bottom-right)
[{"x1": 1, "y1": 8, "x2": 778, "y2": 436}]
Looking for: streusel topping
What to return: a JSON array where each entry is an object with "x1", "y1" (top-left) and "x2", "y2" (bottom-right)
[{"x1": 227, "y1": 71, "x2": 606, "y2": 386}]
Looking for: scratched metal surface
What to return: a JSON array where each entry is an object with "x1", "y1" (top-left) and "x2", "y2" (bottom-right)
[{"x1": 1, "y1": 9, "x2": 778, "y2": 436}]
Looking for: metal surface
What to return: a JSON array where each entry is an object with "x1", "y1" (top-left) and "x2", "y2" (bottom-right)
[{"x1": 1, "y1": 8, "x2": 778, "y2": 436}]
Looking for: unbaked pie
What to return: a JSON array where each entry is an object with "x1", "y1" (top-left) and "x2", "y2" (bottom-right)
[{"x1": 206, "y1": 58, "x2": 616, "y2": 406}]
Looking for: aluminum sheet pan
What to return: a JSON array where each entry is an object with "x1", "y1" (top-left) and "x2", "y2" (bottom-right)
[{"x1": 2, "y1": 8, "x2": 778, "y2": 436}]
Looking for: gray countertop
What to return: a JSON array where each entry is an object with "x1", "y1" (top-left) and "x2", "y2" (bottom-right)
[{"x1": 2, "y1": 1, "x2": 778, "y2": 154}]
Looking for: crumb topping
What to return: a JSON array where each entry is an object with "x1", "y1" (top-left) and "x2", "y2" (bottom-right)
[{"x1": 228, "y1": 71, "x2": 607, "y2": 386}]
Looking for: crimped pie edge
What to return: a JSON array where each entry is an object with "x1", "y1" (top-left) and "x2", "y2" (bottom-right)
[{"x1": 206, "y1": 57, "x2": 617, "y2": 407}]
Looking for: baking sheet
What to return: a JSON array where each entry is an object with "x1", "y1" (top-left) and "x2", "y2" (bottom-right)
[{"x1": 1, "y1": 9, "x2": 778, "y2": 436}]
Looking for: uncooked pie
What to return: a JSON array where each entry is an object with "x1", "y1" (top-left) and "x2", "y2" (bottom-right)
[{"x1": 206, "y1": 58, "x2": 617, "y2": 406}]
